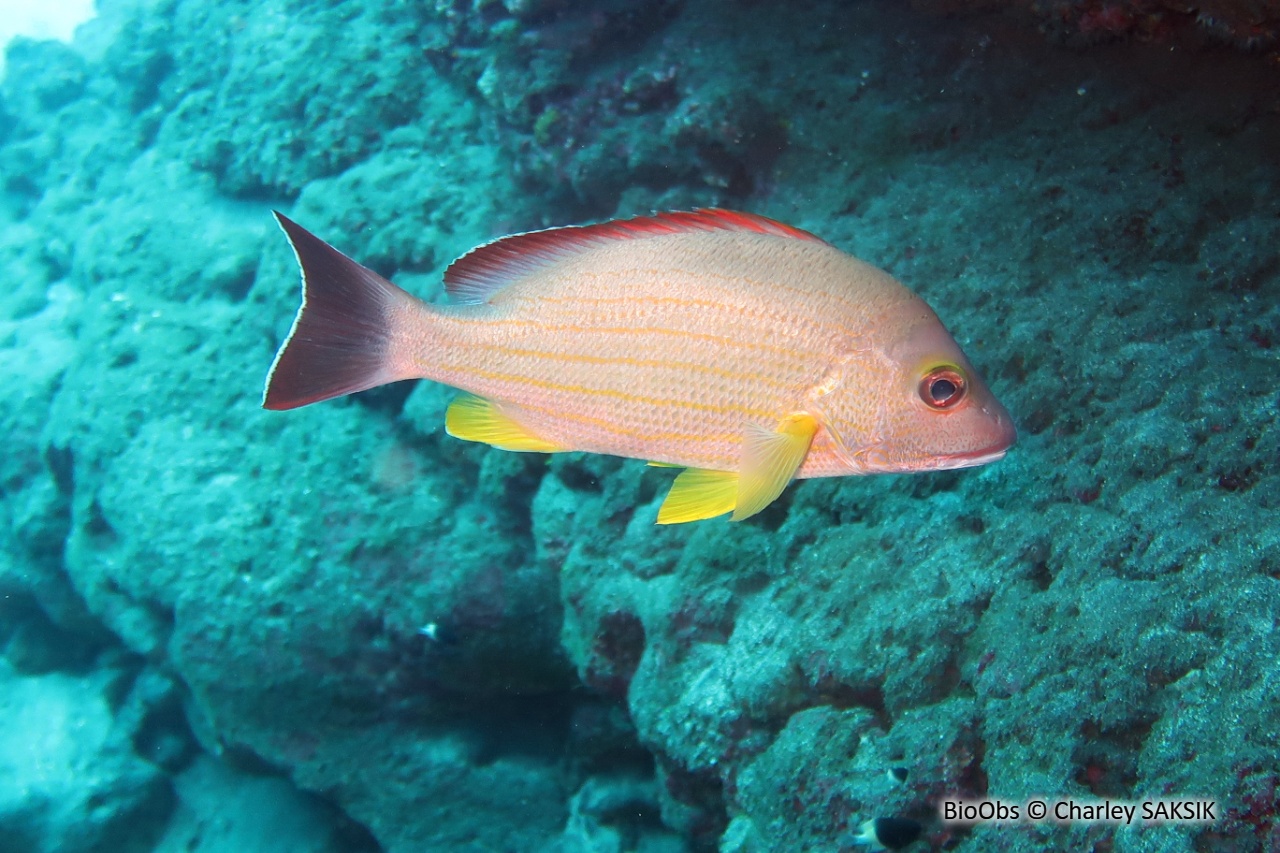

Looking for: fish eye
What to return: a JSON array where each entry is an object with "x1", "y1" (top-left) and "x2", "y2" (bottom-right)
[{"x1": 919, "y1": 365, "x2": 966, "y2": 410}]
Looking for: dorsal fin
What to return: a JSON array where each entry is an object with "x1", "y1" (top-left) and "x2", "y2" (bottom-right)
[{"x1": 444, "y1": 209, "x2": 829, "y2": 305}]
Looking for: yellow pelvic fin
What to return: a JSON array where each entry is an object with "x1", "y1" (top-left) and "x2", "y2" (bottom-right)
[
  {"x1": 731, "y1": 413, "x2": 819, "y2": 521},
  {"x1": 445, "y1": 395, "x2": 564, "y2": 453},
  {"x1": 657, "y1": 468, "x2": 738, "y2": 524},
  {"x1": 647, "y1": 461, "x2": 681, "y2": 468}
]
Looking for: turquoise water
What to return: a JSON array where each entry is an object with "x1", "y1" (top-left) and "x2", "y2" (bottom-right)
[{"x1": 1, "y1": 1, "x2": 1278, "y2": 851}]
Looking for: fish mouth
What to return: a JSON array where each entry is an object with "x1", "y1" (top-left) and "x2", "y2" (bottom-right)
[
  {"x1": 842, "y1": 442, "x2": 1009, "y2": 474},
  {"x1": 935, "y1": 408, "x2": 1016, "y2": 470},
  {"x1": 931, "y1": 416, "x2": 1016, "y2": 470},
  {"x1": 836, "y1": 409, "x2": 1016, "y2": 473},
  {"x1": 931, "y1": 445, "x2": 1009, "y2": 471}
]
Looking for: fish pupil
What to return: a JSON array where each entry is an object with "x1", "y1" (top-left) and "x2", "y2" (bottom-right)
[{"x1": 920, "y1": 366, "x2": 966, "y2": 409}]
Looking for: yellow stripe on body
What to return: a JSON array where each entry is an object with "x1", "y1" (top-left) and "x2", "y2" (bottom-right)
[
  {"x1": 515, "y1": 400, "x2": 745, "y2": 469},
  {"x1": 435, "y1": 335, "x2": 817, "y2": 467},
  {"x1": 504, "y1": 292, "x2": 856, "y2": 338},
  {"x1": 446, "y1": 367, "x2": 780, "y2": 419},
  {"x1": 413, "y1": 236, "x2": 885, "y2": 471},
  {"x1": 456, "y1": 343, "x2": 798, "y2": 390},
  {"x1": 479, "y1": 319, "x2": 816, "y2": 362},
  {"x1": 493, "y1": 275, "x2": 857, "y2": 351},
  {"x1": 495, "y1": 240, "x2": 880, "y2": 305},
  {"x1": 436, "y1": 356, "x2": 810, "y2": 470}
]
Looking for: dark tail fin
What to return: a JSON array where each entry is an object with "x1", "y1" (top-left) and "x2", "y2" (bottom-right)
[{"x1": 264, "y1": 213, "x2": 425, "y2": 410}]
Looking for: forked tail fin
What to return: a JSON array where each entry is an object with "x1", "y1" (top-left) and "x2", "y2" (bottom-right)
[{"x1": 264, "y1": 212, "x2": 425, "y2": 410}]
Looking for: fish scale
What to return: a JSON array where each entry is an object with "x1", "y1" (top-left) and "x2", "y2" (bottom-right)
[
  {"x1": 414, "y1": 233, "x2": 883, "y2": 469},
  {"x1": 264, "y1": 209, "x2": 1014, "y2": 522}
]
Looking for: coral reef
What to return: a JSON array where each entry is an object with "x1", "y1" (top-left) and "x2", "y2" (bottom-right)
[{"x1": 1, "y1": 0, "x2": 1277, "y2": 850}]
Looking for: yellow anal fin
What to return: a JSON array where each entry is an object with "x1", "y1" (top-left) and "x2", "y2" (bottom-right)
[
  {"x1": 657, "y1": 468, "x2": 738, "y2": 524},
  {"x1": 647, "y1": 461, "x2": 681, "y2": 468},
  {"x1": 445, "y1": 395, "x2": 564, "y2": 453},
  {"x1": 732, "y1": 413, "x2": 818, "y2": 521}
]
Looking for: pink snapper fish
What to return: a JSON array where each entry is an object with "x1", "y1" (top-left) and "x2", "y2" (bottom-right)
[{"x1": 264, "y1": 209, "x2": 1014, "y2": 522}]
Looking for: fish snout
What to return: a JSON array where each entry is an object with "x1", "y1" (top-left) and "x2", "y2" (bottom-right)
[
  {"x1": 985, "y1": 402, "x2": 1018, "y2": 454},
  {"x1": 944, "y1": 399, "x2": 1016, "y2": 469}
]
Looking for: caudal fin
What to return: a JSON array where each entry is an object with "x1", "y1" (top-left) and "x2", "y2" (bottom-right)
[{"x1": 264, "y1": 213, "x2": 424, "y2": 410}]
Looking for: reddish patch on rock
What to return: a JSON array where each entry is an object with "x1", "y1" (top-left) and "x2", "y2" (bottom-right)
[
  {"x1": 662, "y1": 762, "x2": 728, "y2": 844},
  {"x1": 668, "y1": 594, "x2": 735, "y2": 648},
  {"x1": 584, "y1": 609, "x2": 646, "y2": 699},
  {"x1": 1203, "y1": 767, "x2": 1280, "y2": 849},
  {"x1": 453, "y1": 564, "x2": 508, "y2": 631},
  {"x1": 1078, "y1": 5, "x2": 1138, "y2": 37},
  {"x1": 919, "y1": 723, "x2": 989, "y2": 805}
]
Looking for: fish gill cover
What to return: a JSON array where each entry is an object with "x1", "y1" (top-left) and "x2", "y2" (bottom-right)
[{"x1": 0, "y1": 1, "x2": 1277, "y2": 852}]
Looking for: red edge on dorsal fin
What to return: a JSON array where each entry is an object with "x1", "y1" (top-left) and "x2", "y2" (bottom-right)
[{"x1": 444, "y1": 208, "x2": 829, "y2": 305}]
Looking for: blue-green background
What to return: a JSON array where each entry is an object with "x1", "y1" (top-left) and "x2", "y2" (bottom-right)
[{"x1": 1, "y1": 1, "x2": 1278, "y2": 851}]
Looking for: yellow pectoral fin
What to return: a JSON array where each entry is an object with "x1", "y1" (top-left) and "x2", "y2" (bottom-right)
[
  {"x1": 731, "y1": 413, "x2": 819, "y2": 521},
  {"x1": 445, "y1": 395, "x2": 564, "y2": 453},
  {"x1": 657, "y1": 468, "x2": 739, "y2": 524}
]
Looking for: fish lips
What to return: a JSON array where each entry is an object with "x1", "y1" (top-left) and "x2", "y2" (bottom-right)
[
  {"x1": 930, "y1": 406, "x2": 1017, "y2": 470},
  {"x1": 931, "y1": 445, "x2": 1009, "y2": 471}
]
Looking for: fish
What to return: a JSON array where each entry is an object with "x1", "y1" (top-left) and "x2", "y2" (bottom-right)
[{"x1": 263, "y1": 209, "x2": 1015, "y2": 524}]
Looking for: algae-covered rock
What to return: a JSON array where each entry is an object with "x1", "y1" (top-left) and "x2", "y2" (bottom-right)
[
  {"x1": 0, "y1": 666, "x2": 174, "y2": 853},
  {"x1": 1, "y1": 0, "x2": 1278, "y2": 851}
]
